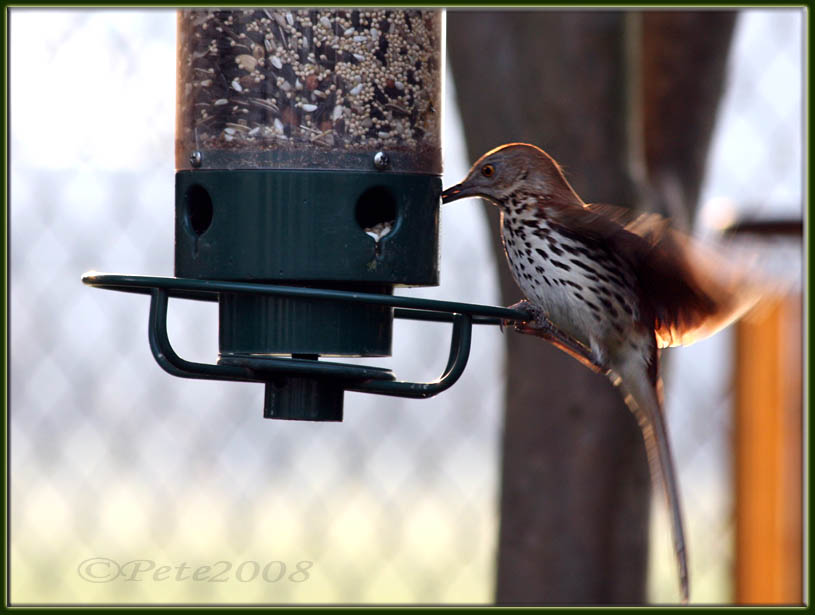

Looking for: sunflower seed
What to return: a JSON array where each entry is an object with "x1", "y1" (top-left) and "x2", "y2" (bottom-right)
[{"x1": 236, "y1": 54, "x2": 257, "y2": 72}]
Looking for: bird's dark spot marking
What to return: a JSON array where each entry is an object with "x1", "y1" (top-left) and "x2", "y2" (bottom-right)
[
  {"x1": 646, "y1": 346, "x2": 659, "y2": 387},
  {"x1": 526, "y1": 257, "x2": 534, "y2": 265},
  {"x1": 594, "y1": 285, "x2": 611, "y2": 297},
  {"x1": 523, "y1": 219, "x2": 539, "y2": 229},
  {"x1": 548, "y1": 242, "x2": 564, "y2": 257},
  {"x1": 535, "y1": 208, "x2": 548, "y2": 220},
  {"x1": 564, "y1": 280, "x2": 582, "y2": 290},
  {"x1": 535, "y1": 266, "x2": 544, "y2": 274},
  {"x1": 621, "y1": 303, "x2": 633, "y2": 316},
  {"x1": 610, "y1": 274, "x2": 629, "y2": 291},
  {"x1": 613, "y1": 291, "x2": 628, "y2": 306},
  {"x1": 560, "y1": 243, "x2": 581, "y2": 256},
  {"x1": 549, "y1": 223, "x2": 583, "y2": 244},
  {"x1": 524, "y1": 240, "x2": 532, "y2": 248},
  {"x1": 599, "y1": 266, "x2": 627, "y2": 288},
  {"x1": 542, "y1": 276, "x2": 552, "y2": 286},
  {"x1": 573, "y1": 291, "x2": 584, "y2": 301},
  {"x1": 535, "y1": 247, "x2": 549, "y2": 260},
  {"x1": 570, "y1": 258, "x2": 598, "y2": 275},
  {"x1": 573, "y1": 244, "x2": 594, "y2": 258},
  {"x1": 597, "y1": 297, "x2": 619, "y2": 319},
  {"x1": 606, "y1": 249, "x2": 626, "y2": 268},
  {"x1": 551, "y1": 259, "x2": 571, "y2": 271}
]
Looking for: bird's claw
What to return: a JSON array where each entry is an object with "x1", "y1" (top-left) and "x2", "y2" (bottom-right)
[{"x1": 504, "y1": 299, "x2": 540, "y2": 331}]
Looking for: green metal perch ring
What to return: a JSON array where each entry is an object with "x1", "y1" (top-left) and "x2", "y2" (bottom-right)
[{"x1": 81, "y1": 272, "x2": 532, "y2": 400}]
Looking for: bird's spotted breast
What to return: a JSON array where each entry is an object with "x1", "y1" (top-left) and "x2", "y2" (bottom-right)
[{"x1": 500, "y1": 201, "x2": 639, "y2": 348}]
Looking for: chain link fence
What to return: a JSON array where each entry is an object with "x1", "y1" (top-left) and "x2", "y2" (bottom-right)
[
  {"x1": 10, "y1": 8, "x2": 803, "y2": 605},
  {"x1": 651, "y1": 8, "x2": 804, "y2": 604}
]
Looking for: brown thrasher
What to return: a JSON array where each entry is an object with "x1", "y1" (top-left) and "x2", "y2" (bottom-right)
[{"x1": 442, "y1": 142, "x2": 759, "y2": 604}]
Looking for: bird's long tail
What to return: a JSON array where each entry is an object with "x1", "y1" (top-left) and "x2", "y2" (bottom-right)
[{"x1": 613, "y1": 350, "x2": 689, "y2": 605}]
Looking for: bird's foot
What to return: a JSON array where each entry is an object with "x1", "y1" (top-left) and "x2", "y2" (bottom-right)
[
  {"x1": 505, "y1": 299, "x2": 563, "y2": 339},
  {"x1": 503, "y1": 299, "x2": 540, "y2": 329}
]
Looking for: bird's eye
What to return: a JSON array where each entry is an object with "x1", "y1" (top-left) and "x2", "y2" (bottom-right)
[{"x1": 481, "y1": 164, "x2": 495, "y2": 178}]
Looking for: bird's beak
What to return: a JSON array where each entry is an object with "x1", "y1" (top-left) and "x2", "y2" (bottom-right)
[{"x1": 441, "y1": 182, "x2": 477, "y2": 204}]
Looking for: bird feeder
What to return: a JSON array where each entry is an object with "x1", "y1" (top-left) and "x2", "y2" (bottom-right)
[{"x1": 83, "y1": 8, "x2": 528, "y2": 421}]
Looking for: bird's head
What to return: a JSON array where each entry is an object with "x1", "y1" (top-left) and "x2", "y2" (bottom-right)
[{"x1": 441, "y1": 143, "x2": 583, "y2": 209}]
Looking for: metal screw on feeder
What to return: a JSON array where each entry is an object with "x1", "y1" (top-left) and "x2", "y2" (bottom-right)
[
  {"x1": 373, "y1": 151, "x2": 391, "y2": 171},
  {"x1": 82, "y1": 9, "x2": 531, "y2": 422}
]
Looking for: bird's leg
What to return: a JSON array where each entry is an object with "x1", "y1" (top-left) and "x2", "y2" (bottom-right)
[{"x1": 505, "y1": 300, "x2": 610, "y2": 375}]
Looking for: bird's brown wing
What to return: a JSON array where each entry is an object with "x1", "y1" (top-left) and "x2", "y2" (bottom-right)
[
  {"x1": 630, "y1": 228, "x2": 721, "y2": 347},
  {"x1": 555, "y1": 203, "x2": 760, "y2": 348},
  {"x1": 560, "y1": 202, "x2": 671, "y2": 248},
  {"x1": 643, "y1": 229, "x2": 763, "y2": 347},
  {"x1": 584, "y1": 202, "x2": 668, "y2": 238}
]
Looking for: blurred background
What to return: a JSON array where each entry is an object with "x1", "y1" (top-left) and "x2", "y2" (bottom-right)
[{"x1": 9, "y1": 8, "x2": 804, "y2": 605}]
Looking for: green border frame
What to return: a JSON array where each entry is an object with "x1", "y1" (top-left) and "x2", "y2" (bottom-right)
[{"x1": 1, "y1": 2, "x2": 810, "y2": 611}]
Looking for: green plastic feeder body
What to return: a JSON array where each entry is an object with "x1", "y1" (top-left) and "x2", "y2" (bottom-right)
[{"x1": 174, "y1": 9, "x2": 443, "y2": 419}]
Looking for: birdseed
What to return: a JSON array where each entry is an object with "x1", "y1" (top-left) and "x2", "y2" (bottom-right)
[{"x1": 176, "y1": 9, "x2": 442, "y2": 172}]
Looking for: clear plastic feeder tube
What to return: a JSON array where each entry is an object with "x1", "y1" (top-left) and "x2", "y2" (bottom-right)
[{"x1": 176, "y1": 9, "x2": 442, "y2": 173}]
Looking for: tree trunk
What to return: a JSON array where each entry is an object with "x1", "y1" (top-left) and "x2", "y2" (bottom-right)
[{"x1": 447, "y1": 10, "x2": 735, "y2": 604}]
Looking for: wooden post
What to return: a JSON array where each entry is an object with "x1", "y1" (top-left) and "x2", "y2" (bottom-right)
[
  {"x1": 734, "y1": 294, "x2": 803, "y2": 604},
  {"x1": 448, "y1": 10, "x2": 736, "y2": 603}
]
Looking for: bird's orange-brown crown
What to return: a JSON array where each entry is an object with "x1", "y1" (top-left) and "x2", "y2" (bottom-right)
[{"x1": 442, "y1": 143, "x2": 584, "y2": 208}]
